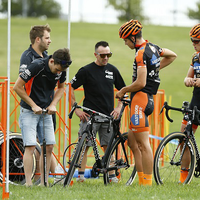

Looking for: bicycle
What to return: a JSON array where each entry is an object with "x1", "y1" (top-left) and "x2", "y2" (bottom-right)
[
  {"x1": 153, "y1": 101, "x2": 200, "y2": 185},
  {"x1": 0, "y1": 131, "x2": 41, "y2": 185},
  {"x1": 62, "y1": 96, "x2": 137, "y2": 187}
]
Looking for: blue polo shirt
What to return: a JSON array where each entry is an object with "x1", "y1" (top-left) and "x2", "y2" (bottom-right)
[{"x1": 19, "y1": 45, "x2": 48, "y2": 73}]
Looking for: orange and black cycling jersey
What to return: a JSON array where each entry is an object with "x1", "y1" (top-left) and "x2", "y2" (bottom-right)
[
  {"x1": 19, "y1": 56, "x2": 66, "y2": 111},
  {"x1": 132, "y1": 40, "x2": 164, "y2": 95},
  {"x1": 191, "y1": 52, "x2": 200, "y2": 96},
  {"x1": 182, "y1": 51, "x2": 200, "y2": 127}
]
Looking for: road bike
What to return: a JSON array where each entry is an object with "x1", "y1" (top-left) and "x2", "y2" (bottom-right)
[
  {"x1": 63, "y1": 97, "x2": 136, "y2": 187},
  {"x1": 153, "y1": 101, "x2": 200, "y2": 185}
]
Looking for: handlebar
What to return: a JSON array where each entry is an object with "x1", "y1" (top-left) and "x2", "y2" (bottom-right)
[
  {"x1": 69, "y1": 95, "x2": 130, "y2": 120},
  {"x1": 42, "y1": 109, "x2": 48, "y2": 114},
  {"x1": 118, "y1": 94, "x2": 131, "y2": 105},
  {"x1": 68, "y1": 102, "x2": 112, "y2": 120},
  {"x1": 160, "y1": 101, "x2": 200, "y2": 124},
  {"x1": 68, "y1": 102, "x2": 77, "y2": 119}
]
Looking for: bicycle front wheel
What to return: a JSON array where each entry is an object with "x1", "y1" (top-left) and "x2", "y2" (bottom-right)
[
  {"x1": 103, "y1": 132, "x2": 136, "y2": 185},
  {"x1": 63, "y1": 143, "x2": 78, "y2": 172},
  {"x1": 64, "y1": 132, "x2": 87, "y2": 187},
  {"x1": 153, "y1": 132, "x2": 196, "y2": 185}
]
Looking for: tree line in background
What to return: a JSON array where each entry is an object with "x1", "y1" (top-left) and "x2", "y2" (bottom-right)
[
  {"x1": 188, "y1": 1, "x2": 200, "y2": 21},
  {"x1": 0, "y1": 0, "x2": 61, "y2": 18},
  {"x1": 0, "y1": 0, "x2": 200, "y2": 21}
]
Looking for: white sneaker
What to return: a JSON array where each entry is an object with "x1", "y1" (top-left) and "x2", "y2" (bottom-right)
[
  {"x1": 109, "y1": 176, "x2": 119, "y2": 183},
  {"x1": 76, "y1": 175, "x2": 86, "y2": 183}
]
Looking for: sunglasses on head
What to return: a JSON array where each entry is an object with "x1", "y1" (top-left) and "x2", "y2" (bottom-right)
[
  {"x1": 60, "y1": 60, "x2": 72, "y2": 68},
  {"x1": 97, "y1": 52, "x2": 112, "y2": 58},
  {"x1": 191, "y1": 38, "x2": 200, "y2": 44}
]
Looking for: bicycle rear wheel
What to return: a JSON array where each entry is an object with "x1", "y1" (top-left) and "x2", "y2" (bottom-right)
[
  {"x1": 64, "y1": 132, "x2": 87, "y2": 187},
  {"x1": 103, "y1": 132, "x2": 137, "y2": 185},
  {"x1": 153, "y1": 132, "x2": 196, "y2": 185},
  {"x1": 0, "y1": 132, "x2": 38, "y2": 184}
]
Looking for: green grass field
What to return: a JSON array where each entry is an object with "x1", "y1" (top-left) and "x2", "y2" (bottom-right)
[
  {"x1": 0, "y1": 17, "x2": 200, "y2": 199},
  {"x1": 0, "y1": 17, "x2": 194, "y2": 132}
]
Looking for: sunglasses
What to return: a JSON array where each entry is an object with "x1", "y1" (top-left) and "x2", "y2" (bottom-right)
[
  {"x1": 97, "y1": 52, "x2": 112, "y2": 58},
  {"x1": 191, "y1": 38, "x2": 200, "y2": 44},
  {"x1": 60, "y1": 60, "x2": 72, "y2": 68}
]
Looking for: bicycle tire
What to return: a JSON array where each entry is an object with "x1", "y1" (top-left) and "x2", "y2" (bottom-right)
[
  {"x1": 0, "y1": 132, "x2": 39, "y2": 184},
  {"x1": 103, "y1": 132, "x2": 137, "y2": 185},
  {"x1": 153, "y1": 132, "x2": 196, "y2": 185},
  {"x1": 63, "y1": 143, "x2": 78, "y2": 172},
  {"x1": 64, "y1": 132, "x2": 87, "y2": 187}
]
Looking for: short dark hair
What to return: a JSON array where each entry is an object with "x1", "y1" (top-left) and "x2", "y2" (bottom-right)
[
  {"x1": 95, "y1": 41, "x2": 109, "y2": 52},
  {"x1": 29, "y1": 24, "x2": 51, "y2": 44},
  {"x1": 53, "y1": 48, "x2": 72, "y2": 69}
]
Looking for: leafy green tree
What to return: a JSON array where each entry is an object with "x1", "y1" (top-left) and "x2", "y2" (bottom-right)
[
  {"x1": 0, "y1": 0, "x2": 61, "y2": 18},
  {"x1": 187, "y1": 1, "x2": 200, "y2": 21},
  {"x1": 107, "y1": 0, "x2": 146, "y2": 22}
]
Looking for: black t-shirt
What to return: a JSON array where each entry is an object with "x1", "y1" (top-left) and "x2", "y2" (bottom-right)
[
  {"x1": 70, "y1": 62, "x2": 126, "y2": 115},
  {"x1": 20, "y1": 56, "x2": 66, "y2": 110}
]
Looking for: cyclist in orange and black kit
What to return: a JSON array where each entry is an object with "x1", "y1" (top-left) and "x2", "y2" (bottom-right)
[
  {"x1": 116, "y1": 19, "x2": 177, "y2": 186},
  {"x1": 179, "y1": 24, "x2": 200, "y2": 183}
]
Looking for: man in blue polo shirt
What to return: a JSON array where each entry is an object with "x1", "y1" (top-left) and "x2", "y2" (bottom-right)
[
  {"x1": 19, "y1": 24, "x2": 51, "y2": 74},
  {"x1": 14, "y1": 48, "x2": 72, "y2": 186}
]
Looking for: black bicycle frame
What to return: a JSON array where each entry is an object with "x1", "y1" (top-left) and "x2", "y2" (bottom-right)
[{"x1": 68, "y1": 99, "x2": 130, "y2": 176}]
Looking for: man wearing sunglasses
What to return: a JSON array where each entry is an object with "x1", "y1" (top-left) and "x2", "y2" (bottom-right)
[
  {"x1": 116, "y1": 19, "x2": 177, "y2": 186},
  {"x1": 14, "y1": 48, "x2": 72, "y2": 186},
  {"x1": 179, "y1": 23, "x2": 200, "y2": 184},
  {"x1": 70, "y1": 41, "x2": 126, "y2": 183}
]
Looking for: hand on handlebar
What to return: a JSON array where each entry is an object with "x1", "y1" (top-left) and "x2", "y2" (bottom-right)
[
  {"x1": 45, "y1": 105, "x2": 56, "y2": 115},
  {"x1": 75, "y1": 109, "x2": 90, "y2": 122},
  {"x1": 32, "y1": 105, "x2": 43, "y2": 115},
  {"x1": 110, "y1": 107, "x2": 120, "y2": 120}
]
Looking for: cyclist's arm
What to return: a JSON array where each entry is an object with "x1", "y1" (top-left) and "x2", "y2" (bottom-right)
[
  {"x1": 71, "y1": 87, "x2": 89, "y2": 121},
  {"x1": 115, "y1": 67, "x2": 147, "y2": 99},
  {"x1": 160, "y1": 48, "x2": 177, "y2": 69},
  {"x1": 184, "y1": 66, "x2": 195, "y2": 87}
]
